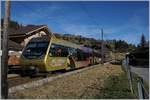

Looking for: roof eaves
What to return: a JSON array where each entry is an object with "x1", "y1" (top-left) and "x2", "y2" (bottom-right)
[{"x1": 25, "y1": 25, "x2": 48, "y2": 35}]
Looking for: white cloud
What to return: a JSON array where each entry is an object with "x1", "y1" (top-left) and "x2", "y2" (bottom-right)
[{"x1": 59, "y1": 23, "x2": 101, "y2": 39}]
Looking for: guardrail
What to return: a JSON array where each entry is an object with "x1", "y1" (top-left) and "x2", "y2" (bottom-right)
[{"x1": 122, "y1": 59, "x2": 149, "y2": 99}]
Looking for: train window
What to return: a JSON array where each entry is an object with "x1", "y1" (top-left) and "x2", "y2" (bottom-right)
[
  {"x1": 22, "y1": 42, "x2": 49, "y2": 59},
  {"x1": 77, "y1": 49, "x2": 89, "y2": 61},
  {"x1": 68, "y1": 48, "x2": 77, "y2": 56},
  {"x1": 27, "y1": 42, "x2": 36, "y2": 48},
  {"x1": 67, "y1": 48, "x2": 78, "y2": 61},
  {"x1": 38, "y1": 42, "x2": 49, "y2": 47},
  {"x1": 49, "y1": 44, "x2": 69, "y2": 57},
  {"x1": 62, "y1": 47, "x2": 69, "y2": 57}
]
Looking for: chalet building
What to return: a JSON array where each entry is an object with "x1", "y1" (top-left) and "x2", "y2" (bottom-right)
[
  {"x1": 1, "y1": 25, "x2": 52, "y2": 66},
  {"x1": 8, "y1": 25, "x2": 51, "y2": 47}
]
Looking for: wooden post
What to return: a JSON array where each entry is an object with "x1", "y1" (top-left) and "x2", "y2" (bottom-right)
[
  {"x1": 138, "y1": 82, "x2": 144, "y2": 99},
  {"x1": 101, "y1": 29, "x2": 104, "y2": 64},
  {"x1": 1, "y1": 0, "x2": 10, "y2": 98},
  {"x1": 114, "y1": 41, "x2": 116, "y2": 62},
  {"x1": 139, "y1": 78, "x2": 145, "y2": 98},
  {"x1": 126, "y1": 57, "x2": 133, "y2": 94}
]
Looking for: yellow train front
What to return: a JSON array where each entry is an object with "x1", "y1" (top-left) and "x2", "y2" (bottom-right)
[{"x1": 20, "y1": 36, "x2": 101, "y2": 76}]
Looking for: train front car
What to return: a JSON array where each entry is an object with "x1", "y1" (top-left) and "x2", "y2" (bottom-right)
[
  {"x1": 20, "y1": 36, "x2": 50, "y2": 76},
  {"x1": 20, "y1": 36, "x2": 101, "y2": 77}
]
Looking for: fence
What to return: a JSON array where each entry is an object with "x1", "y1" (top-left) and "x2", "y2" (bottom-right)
[{"x1": 122, "y1": 59, "x2": 149, "y2": 99}]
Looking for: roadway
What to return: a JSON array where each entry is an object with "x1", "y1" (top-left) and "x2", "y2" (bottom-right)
[{"x1": 130, "y1": 66, "x2": 149, "y2": 84}]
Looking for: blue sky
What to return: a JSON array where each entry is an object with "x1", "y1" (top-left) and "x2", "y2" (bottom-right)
[{"x1": 1, "y1": 1, "x2": 149, "y2": 45}]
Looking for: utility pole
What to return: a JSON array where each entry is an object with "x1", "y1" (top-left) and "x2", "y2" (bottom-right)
[
  {"x1": 114, "y1": 40, "x2": 116, "y2": 62},
  {"x1": 1, "y1": 0, "x2": 10, "y2": 98},
  {"x1": 101, "y1": 29, "x2": 104, "y2": 64}
]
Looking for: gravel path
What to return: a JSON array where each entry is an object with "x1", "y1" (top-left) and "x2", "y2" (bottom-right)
[
  {"x1": 131, "y1": 66, "x2": 149, "y2": 84},
  {"x1": 9, "y1": 64, "x2": 123, "y2": 99}
]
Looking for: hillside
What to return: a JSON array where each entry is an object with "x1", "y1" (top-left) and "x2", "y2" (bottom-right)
[
  {"x1": 54, "y1": 33, "x2": 136, "y2": 53},
  {"x1": 1, "y1": 18, "x2": 136, "y2": 53}
]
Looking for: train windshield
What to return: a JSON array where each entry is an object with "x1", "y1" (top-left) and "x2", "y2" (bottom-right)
[{"x1": 22, "y1": 42, "x2": 49, "y2": 59}]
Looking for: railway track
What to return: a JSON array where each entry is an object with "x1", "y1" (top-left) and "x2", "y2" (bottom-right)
[
  {"x1": 9, "y1": 63, "x2": 117, "y2": 95},
  {"x1": 8, "y1": 65, "x2": 96, "y2": 89},
  {"x1": 8, "y1": 62, "x2": 113, "y2": 88},
  {"x1": 8, "y1": 76, "x2": 42, "y2": 88},
  {"x1": 8, "y1": 70, "x2": 66, "y2": 88}
]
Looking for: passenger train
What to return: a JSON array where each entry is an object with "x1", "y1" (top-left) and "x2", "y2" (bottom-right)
[{"x1": 20, "y1": 35, "x2": 101, "y2": 76}]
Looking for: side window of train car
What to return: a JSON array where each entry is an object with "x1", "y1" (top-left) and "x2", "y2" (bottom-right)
[
  {"x1": 61, "y1": 46, "x2": 69, "y2": 57},
  {"x1": 49, "y1": 44, "x2": 56, "y2": 57},
  {"x1": 68, "y1": 48, "x2": 77, "y2": 56},
  {"x1": 49, "y1": 44, "x2": 69, "y2": 57},
  {"x1": 77, "y1": 49, "x2": 87, "y2": 61},
  {"x1": 68, "y1": 48, "x2": 77, "y2": 60}
]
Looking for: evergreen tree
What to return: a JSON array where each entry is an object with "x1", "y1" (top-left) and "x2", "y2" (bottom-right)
[{"x1": 140, "y1": 33, "x2": 146, "y2": 47}]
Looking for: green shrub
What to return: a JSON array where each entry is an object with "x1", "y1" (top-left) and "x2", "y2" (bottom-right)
[{"x1": 96, "y1": 73, "x2": 135, "y2": 99}]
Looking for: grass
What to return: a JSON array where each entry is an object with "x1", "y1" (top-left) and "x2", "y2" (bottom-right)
[
  {"x1": 10, "y1": 64, "x2": 142, "y2": 99},
  {"x1": 9, "y1": 64, "x2": 123, "y2": 99},
  {"x1": 95, "y1": 73, "x2": 135, "y2": 99}
]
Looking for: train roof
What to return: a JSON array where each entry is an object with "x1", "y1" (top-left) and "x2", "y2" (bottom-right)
[
  {"x1": 28, "y1": 36, "x2": 100, "y2": 54},
  {"x1": 79, "y1": 46, "x2": 93, "y2": 53},
  {"x1": 29, "y1": 35, "x2": 50, "y2": 42},
  {"x1": 51, "y1": 37, "x2": 80, "y2": 49}
]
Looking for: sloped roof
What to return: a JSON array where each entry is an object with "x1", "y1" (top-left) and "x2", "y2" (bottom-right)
[
  {"x1": 1, "y1": 25, "x2": 48, "y2": 37},
  {"x1": 8, "y1": 25, "x2": 47, "y2": 36},
  {"x1": 1, "y1": 25, "x2": 52, "y2": 51}
]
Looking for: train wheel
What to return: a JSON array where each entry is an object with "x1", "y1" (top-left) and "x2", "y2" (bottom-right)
[
  {"x1": 20, "y1": 73, "x2": 26, "y2": 77},
  {"x1": 42, "y1": 71, "x2": 51, "y2": 78},
  {"x1": 34, "y1": 67, "x2": 39, "y2": 75},
  {"x1": 43, "y1": 74, "x2": 48, "y2": 78},
  {"x1": 29, "y1": 67, "x2": 39, "y2": 78},
  {"x1": 20, "y1": 70, "x2": 27, "y2": 77}
]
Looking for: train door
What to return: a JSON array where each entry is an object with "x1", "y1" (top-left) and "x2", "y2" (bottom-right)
[{"x1": 67, "y1": 48, "x2": 77, "y2": 70}]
